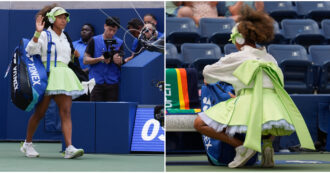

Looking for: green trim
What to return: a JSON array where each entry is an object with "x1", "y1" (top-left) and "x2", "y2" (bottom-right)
[{"x1": 25, "y1": 88, "x2": 39, "y2": 112}]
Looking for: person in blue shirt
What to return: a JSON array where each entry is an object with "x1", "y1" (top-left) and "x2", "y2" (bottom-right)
[
  {"x1": 83, "y1": 17, "x2": 124, "y2": 101},
  {"x1": 125, "y1": 18, "x2": 144, "y2": 63},
  {"x1": 125, "y1": 23, "x2": 163, "y2": 62},
  {"x1": 72, "y1": 24, "x2": 95, "y2": 101},
  {"x1": 73, "y1": 24, "x2": 95, "y2": 73},
  {"x1": 143, "y1": 13, "x2": 163, "y2": 36}
]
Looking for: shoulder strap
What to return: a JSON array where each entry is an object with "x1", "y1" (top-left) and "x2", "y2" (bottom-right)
[
  {"x1": 63, "y1": 31, "x2": 75, "y2": 57},
  {"x1": 63, "y1": 31, "x2": 82, "y2": 68},
  {"x1": 45, "y1": 31, "x2": 57, "y2": 73}
]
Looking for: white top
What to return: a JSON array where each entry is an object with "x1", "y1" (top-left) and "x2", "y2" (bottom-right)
[
  {"x1": 26, "y1": 27, "x2": 71, "y2": 64},
  {"x1": 203, "y1": 45, "x2": 280, "y2": 92}
]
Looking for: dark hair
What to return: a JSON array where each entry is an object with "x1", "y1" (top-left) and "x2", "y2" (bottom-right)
[
  {"x1": 127, "y1": 18, "x2": 144, "y2": 29},
  {"x1": 35, "y1": 3, "x2": 57, "y2": 29},
  {"x1": 105, "y1": 17, "x2": 120, "y2": 28},
  {"x1": 83, "y1": 23, "x2": 95, "y2": 33},
  {"x1": 237, "y1": 5, "x2": 274, "y2": 44},
  {"x1": 144, "y1": 13, "x2": 157, "y2": 21},
  {"x1": 144, "y1": 23, "x2": 156, "y2": 32}
]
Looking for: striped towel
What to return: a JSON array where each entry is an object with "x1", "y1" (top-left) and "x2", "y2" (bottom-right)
[{"x1": 166, "y1": 68, "x2": 200, "y2": 111}]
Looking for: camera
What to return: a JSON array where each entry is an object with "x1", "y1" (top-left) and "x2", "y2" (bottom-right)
[
  {"x1": 103, "y1": 39, "x2": 123, "y2": 62},
  {"x1": 154, "y1": 105, "x2": 164, "y2": 127}
]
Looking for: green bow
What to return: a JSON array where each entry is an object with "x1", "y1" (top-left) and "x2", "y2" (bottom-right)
[{"x1": 233, "y1": 60, "x2": 315, "y2": 152}]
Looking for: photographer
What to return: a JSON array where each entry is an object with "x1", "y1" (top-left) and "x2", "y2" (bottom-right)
[
  {"x1": 125, "y1": 23, "x2": 163, "y2": 62},
  {"x1": 83, "y1": 17, "x2": 124, "y2": 101}
]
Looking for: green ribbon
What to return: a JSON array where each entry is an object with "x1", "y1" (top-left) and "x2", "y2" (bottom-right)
[{"x1": 233, "y1": 60, "x2": 315, "y2": 152}]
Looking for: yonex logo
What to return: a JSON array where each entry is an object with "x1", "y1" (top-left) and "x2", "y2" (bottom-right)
[
  {"x1": 203, "y1": 136, "x2": 213, "y2": 150},
  {"x1": 13, "y1": 53, "x2": 17, "y2": 64},
  {"x1": 12, "y1": 66, "x2": 18, "y2": 90},
  {"x1": 28, "y1": 63, "x2": 41, "y2": 86},
  {"x1": 202, "y1": 97, "x2": 211, "y2": 111}
]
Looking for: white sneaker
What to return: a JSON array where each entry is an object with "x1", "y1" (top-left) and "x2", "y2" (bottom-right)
[
  {"x1": 228, "y1": 145, "x2": 256, "y2": 168},
  {"x1": 261, "y1": 140, "x2": 275, "y2": 168},
  {"x1": 64, "y1": 145, "x2": 84, "y2": 159},
  {"x1": 20, "y1": 141, "x2": 39, "y2": 158}
]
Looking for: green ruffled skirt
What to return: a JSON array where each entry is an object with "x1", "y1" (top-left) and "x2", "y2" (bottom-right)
[
  {"x1": 198, "y1": 88, "x2": 295, "y2": 136},
  {"x1": 43, "y1": 61, "x2": 84, "y2": 99}
]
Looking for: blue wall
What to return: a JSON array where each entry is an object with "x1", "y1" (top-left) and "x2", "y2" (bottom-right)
[
  {"x1": 279, "y1": 94, "x2": 330, "y2": 148},
  {"x1": 120, "y1": 51, "x2": 164, "y2": 104},
  {"x1": 0, "y1": 10, "x2": 10, "y2": 140}
]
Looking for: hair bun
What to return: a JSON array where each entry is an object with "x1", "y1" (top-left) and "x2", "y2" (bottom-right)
[{"x1": 237, "y1": 5, "x2": 274, "y2": 44}]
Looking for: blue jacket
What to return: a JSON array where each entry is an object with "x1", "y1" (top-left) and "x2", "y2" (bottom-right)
[{"x1": 89, "y1": 34, "x2": 123, "y2": 84}]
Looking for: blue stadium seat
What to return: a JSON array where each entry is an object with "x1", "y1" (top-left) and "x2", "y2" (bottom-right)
[
  {"x1": 223, "y1": 44, "x2": 264, "y2": 55},
  {"x1": 181, "y1": 43, "x2": 221, "y2": 65},
  {"x1": 166, "y1": 43, "x2": 183, "y2": 68},
  {"x1": 281, "y1": 19, "x2": 326, "y2": 47},
  {"x1": 296, "y1": 1, "x2": 330, "y2": 23},
  {"x1": 268, "y1": 44, "x2": 315, "y2": 93},
  {"x1": 166, "y1": 17, "x2": 201, "y2": 52},
  {"x1": 264, "y1": 1, "x2": 297, "y2": 22},
  {"x1": 268, "y1": 44, "x2": 309, "y2": 63},
  {"x1": 321, "y1": 19, "x2": 330, "y2": 41},
  {"x1": 270, "y1": 21, "x2": 287, "y2": 44},
  {"x1": 182, "y1": 43, "x2": 221, "y2": 84},
  {"x1": 199, "y1": 18, "x2": 235, "y2": 46},
  {"x1": 224, "y1": 43, "x2": 238, "y2": 55},
  {"x1": 309, "y1": 45, "x2": 330, "y2": 93},
  {"x1": 189, "y1": 58, "x2": 220, "y2": 87}
]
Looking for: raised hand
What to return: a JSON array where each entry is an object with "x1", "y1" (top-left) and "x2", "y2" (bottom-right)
[{"x1": 36, "y1": 15, "x2": 45, "y2": 32}]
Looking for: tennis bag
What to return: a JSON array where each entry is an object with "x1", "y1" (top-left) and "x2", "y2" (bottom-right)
[
  {"x1": 200, "y1": 81, "x2": 258, "y2": 166},
  {"x1": 5, "y1": 38, "x2": 48, "y2": 112}
]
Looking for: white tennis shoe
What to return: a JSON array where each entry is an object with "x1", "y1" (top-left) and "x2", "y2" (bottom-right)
[
  {"x1": 228, "y1": 145, "x2": 256, "y2": 168},
  {"x1": 20, "y1": 141, "x2": 39, "y2": 158},
  {"x1": 64, "y1": 145, "x2": 84, "y2": 159},
  {"x1": 261, "y1": 139, "x2": 275, "y2": 168}
]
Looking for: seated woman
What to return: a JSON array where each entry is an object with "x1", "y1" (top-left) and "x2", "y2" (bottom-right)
[{"x1": 194, "y1": 5, "x2": 315, "y2": 168}]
